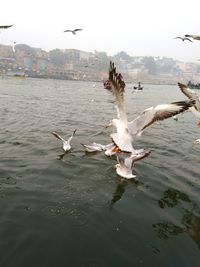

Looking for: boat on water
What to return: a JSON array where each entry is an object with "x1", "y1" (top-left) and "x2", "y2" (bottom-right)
[
  {"x1": 187, "y1": 80, "x2": 200, "y2": 89},
  {"x1": 133, "y1": 82, "x2": 143, "y2": 90}
]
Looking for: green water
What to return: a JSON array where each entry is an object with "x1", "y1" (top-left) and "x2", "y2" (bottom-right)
[{"x1": 0, "y1": 77, "x2": 200, "y2": 267}]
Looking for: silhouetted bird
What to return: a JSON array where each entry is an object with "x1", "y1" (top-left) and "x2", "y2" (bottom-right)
[
  {"x1": 64, "y1": 29, "x2": 83, "y2": 34},
  {"x1": 184, "y1": 34, "x2": 200, "y2": 41},
  {"x1": 0, "y1": 24, "x2": 13, "y2": 29},
  {"x1": 173, "y1": 36, "x2": 192, "y2": 42}
]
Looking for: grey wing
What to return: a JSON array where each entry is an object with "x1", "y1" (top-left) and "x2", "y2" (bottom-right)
[
  {"x1": 108, "y1": 61, "x2": 127, "y2": 125},
  {"x1": 124, "y1": 155, "x2": 135, "y2": 169},
  {"x1": 74, "y1": 29, "x2": 83, "y2": 32},
  {"x1": 128, "y1": 107, "x2": 155, "y2": 137},
  {"x1": 67, "y1": 129, "x2": 76, "y2": 143},
  {"x1": 128, "y1": 100, "x2": 194, "y2": 135},
  {"x1": 178, "y1": 82, "x2": 199, "y2": 110},
  {"x1": 178, "y1": 82, "x2": 195, "y2": 100},
  {"x1": 52, "y1": 132, "x2": 65, "y2": 142},
  {"x1": 124, "y1": 150, "x2": 151, "y2": 168},
  {"x1": 144, "y1": 101, "x2": 195, "y2": 129}
]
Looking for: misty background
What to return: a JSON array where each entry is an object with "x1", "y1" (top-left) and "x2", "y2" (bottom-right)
[{"x1": 0, "y1": 0, "x2": 200, "y2": 63}]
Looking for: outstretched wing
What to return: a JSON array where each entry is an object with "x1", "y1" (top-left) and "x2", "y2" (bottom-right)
[
  {"x1": 185, "y1": 38, "x2": 193, "y2": 42},
  {"x1": 74, "y1": 29, "x2": 83, "y2": 32},
  {"x1": 124, "y1": 149, "x2": 151, "y2": 169},
  {"x1": 178, "y1": 82, "x2": 200, "y2": 111},
  {"x1": 67, "y1": 129, "x2": 77, "y2": 143},
  {"x1": 108, "y1": 61, "x2": 127, "y2": 127},
  {"x1": 0, "y1": 24, "x2": 13, "y2": 29},
  {"x1": 128, "y1": 100, "x2": 195, "y2": 136},
  {"x1": 64, "y1": 29, "x2": 72, "y2": 32},
  {"x1": 52, "y1": 131, "x2": 66, "y2": 142}
]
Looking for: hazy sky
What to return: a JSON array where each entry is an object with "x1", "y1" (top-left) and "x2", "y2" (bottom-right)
[{"x1": 0, "y1": 0, "x2": 200, "y2": 62}]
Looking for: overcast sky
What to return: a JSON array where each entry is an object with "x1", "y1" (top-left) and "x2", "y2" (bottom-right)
[{"x1": 0, "y1": 0, "x2": 200, "y2": 62}]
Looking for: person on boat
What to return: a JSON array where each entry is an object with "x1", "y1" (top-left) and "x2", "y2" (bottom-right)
[{"x1": 133, "y1": 81, "x2": 143, "y2": 90}]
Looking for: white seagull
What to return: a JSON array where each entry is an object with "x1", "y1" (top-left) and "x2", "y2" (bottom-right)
[
  {"x1": 81, "y1": 142, "x2": 118, "y2": 156},
  {"x1": 106, "y1": 61, "x2": 195, "y2": 153},
  {"x1": 64, "y1": 29, "x2": 83, "y2": 34},
  {"x1": 52, "y1": 129, "x2": 76, "y2": 152},
  {"x1": 178, "y1": 82, "x2": 200, "y2": 126},
  {"x1": 115, "y1": 149, "x2": 151, "y2": 179}
]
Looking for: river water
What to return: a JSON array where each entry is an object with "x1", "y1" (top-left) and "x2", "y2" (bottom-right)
[{"x1": 0, "y1": 77, "x2": 200, "y2": 267}]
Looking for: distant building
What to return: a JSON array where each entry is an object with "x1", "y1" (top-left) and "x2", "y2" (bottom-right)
[{"x1": 0, "y1": 44, "x2": 14, "y2": 58}]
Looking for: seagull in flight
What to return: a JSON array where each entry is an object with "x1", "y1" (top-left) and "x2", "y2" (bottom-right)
[
  {"x1": 184, "y1": 34, "x2": 200, "y2": 41},
  {"x1": 0, "y1": 24, "x2": 13, "y2": 29},
  {"x1": 178, "y1": 82, "x2": 200, "y2": 126},
  {"x1": 106, "y1": 61, "x2": 195, "y2": 153},
  {"x1": 52, "y1": 129, "x2": 76, "y2": 152},
  {"x1": 63, "y1": 29, "x2": 83, "y2": 34},
  {"x1": 173, "y1": 36, "x2": 192, "y2": 42}
]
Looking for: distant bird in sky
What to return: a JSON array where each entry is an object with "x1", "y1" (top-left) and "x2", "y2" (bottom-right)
[
  {"x1": 173, "y1": 36, "x2": 192, "y2": 42},
  {"x1": 0, "y1": 24, "x2": 13, "y2": 29},
  {"x1": 52, "y1": 129, "x2": 76, "y2": 152},
  {"x1": 178, "y1": 82, "x2": 200, "y2": 126},
  {"x1": 63, "y1": 29, "x2": 83, "y2": 35},
  {"x1": 184, "y1": 34, "x2": 200, "y2": 41}
]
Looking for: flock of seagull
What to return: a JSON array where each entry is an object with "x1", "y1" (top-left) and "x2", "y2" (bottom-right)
[
  {"x1": 0, "y1": 24, "x2": 83, "y2": 35},
  {"x1": 2, "y1": 24, "x2": 200, "y2": 42},
  {"x1": 52, "y1": 61, "x2": 200, "y2": 179},
  {"x1": 1, "y1": 24, "x2": 199, "y2": 178}
]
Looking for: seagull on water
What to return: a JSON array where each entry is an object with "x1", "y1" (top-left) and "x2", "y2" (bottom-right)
[
  {"x1": 64, "y1": 29, "x2": 83, "y2": 34},
  {"x1": 194, "y1": 139, "x2": 200, "y2": 144},
  {"x1": 173, "y1": 36, "x2": 192, "y2": 42},
  {"x1": 106, "y1": 61, "x2": 195, "y2": 153},
  {"x1": 184, "y1": 34, "x2": 200, "y2": 41},
  {"x1": 178, "y1": 82, "x2": 200, "y2": 126},
  {"x1": 81, "y1": 142, "x2": 118, "y2": 156},
  {"x1": 115, "y1": 149, "x2": 151, "y2": 179},
  {"x1": 81, "y1": 142, "x2": 112, "y2": 152},
  {"x1": 52, "y1": 129, "x2": 76, "y2": 152}
]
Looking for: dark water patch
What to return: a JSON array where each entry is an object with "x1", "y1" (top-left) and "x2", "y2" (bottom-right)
[
  {"x1": 1, "y1": 80, "x2": 200, "y2": 266},
  {"x1": 0, "y1": 176, "x2": 17, "y2": 185}
]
